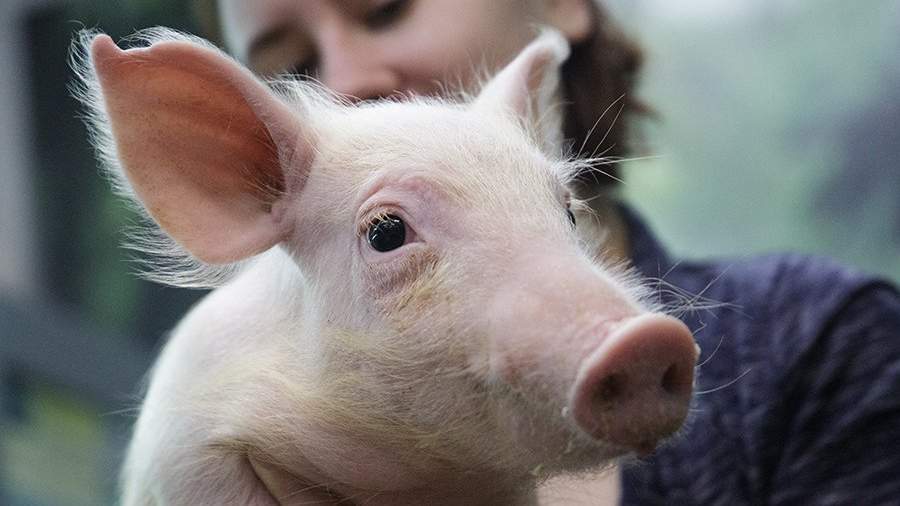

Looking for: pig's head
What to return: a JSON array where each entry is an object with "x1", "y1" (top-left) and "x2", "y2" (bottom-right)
[{"x1": 76, "y1": 28, "x2": 698, "y2": 490}]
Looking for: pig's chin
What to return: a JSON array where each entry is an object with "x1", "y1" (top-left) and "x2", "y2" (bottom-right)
[{"x1": 486, "y1": 392, "x2": 629, "y2": 479}]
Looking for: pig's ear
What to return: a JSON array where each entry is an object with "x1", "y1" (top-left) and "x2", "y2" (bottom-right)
[
  {"x1": 474, "y1": 29, "x2": 570, "y2": 153},
  {"x1": 88, "y1": 34, "x2": 309, "y2": 264}
]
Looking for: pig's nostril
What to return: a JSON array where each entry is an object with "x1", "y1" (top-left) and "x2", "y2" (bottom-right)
[
  {"x1": 596, "y1": 373, "x2": 624, "y2": 403},
  {"x1": 661, "y1": 363, "x2": 681, "y2": 395},
  {"x1": 592, "y1": 362, "x2": 689, "y2": 414},
  {"x1": 661, "y1": 360, "x2": 696, "y2": 399}
]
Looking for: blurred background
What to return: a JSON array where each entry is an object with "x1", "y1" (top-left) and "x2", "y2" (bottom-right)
[{"x1": 0, "y1": 0, "x2": 897, "y2": 504}]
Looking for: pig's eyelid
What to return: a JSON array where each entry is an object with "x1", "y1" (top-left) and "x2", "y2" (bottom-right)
[
  {"x1": 356, "y1": 207, "x2": 409, "y2": 238},
  {"x1": 357, "y1": 209, "x2": 391, "y2": 238}
]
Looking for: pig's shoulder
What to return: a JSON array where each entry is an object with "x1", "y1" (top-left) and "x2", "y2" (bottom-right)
[
  {"x1": 179, "y1": 249, "x2": 299, "y2": 329},
  {"x1": 124, "y1": 249, "x2": 310, "y2": 495},
  {"x1": 154, "y1": 249, "x2": 306, "y2": 384}
]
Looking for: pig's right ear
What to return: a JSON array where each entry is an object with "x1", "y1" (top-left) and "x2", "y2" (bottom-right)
[
  {"x1": 88, "y1": 34, "x2": 309, "y2": 264},
  {"x1": 474, "y1": 29, "x2": 570, "y2": 154}
]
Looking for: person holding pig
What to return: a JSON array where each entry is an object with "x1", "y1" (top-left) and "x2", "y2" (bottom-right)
[{"x1": 192, "y1": 0, "x2": 900, "y2": 504}]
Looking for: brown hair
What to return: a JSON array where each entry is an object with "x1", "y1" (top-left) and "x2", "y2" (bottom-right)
[
  {"x1": 562, "y1": 1, "x2": 648, "y2": 188},
  {"x1": 192, "y1": 0, "x2": 646, "y2": 188},
  {"x1": 192, "y1": 0, "x2": 222, "y2": 45}
]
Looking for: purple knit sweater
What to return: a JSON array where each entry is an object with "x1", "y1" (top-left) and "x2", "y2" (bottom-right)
[{"x1": 619, "y1": 207, "x2": 900, "y2": 506}]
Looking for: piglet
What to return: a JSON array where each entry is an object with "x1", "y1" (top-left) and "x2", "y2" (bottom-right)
[{"x1": 72, "y1": 27, "x2": 698, "y2": 505}]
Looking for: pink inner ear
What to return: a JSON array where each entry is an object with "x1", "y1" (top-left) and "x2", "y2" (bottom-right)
[
  {"x1": 91, "y1": 35, "x2": 296, "y2": 264},
  {"x1": 473, "y1": 31, "x2": 569, "y2": 151},
  {"x1": 510, "y1": 50, "x2": 557, "y2": 118}
]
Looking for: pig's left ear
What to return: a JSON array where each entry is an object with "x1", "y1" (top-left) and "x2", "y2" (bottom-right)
[
  {"x1": 87, "y1": 33, "x2": 309, "y2": 264},
  {"x1": 474, "y1": 29, "x2": 570, "y2": 153}
]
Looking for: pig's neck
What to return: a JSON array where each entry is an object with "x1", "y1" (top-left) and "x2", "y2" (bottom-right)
[
  {"x1": 250, "y1": 454, "x2": 543, "y2": 505},
  {"x1": 251, "y1": 454, "x2": 621, "y2": 505}
]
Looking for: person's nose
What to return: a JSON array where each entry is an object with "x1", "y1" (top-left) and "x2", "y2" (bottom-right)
[{"x1": 318, "y1": 31, "x2": 400, "y2": 101}]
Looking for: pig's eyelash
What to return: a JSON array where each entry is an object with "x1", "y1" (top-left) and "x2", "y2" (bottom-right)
[
  {"x1": 357, "y1": 209, "x2": 392, "y2": 238},
  {"x1": 357, "y1": 207, "x2": 412, "y2": 240}
]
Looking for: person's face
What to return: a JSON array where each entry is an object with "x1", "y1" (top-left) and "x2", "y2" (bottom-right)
[{"x1": 218, "y1": 0, "x2": 592, "y2": 100}]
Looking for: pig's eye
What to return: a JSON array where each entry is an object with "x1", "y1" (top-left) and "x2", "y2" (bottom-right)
[
  {"x1": 566, "y1": 207, "x2": 577, "y2": 228},
  {"x1": 367, "y1": 214, "x2": 407, "y2": 252}
]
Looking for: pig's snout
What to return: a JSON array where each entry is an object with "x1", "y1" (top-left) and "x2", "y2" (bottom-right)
[{"x1": 569, "y1": 314, "x2": 698, "y2": 454}]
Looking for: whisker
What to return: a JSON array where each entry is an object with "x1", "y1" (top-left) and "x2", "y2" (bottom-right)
[
  {"x1": 575, "y1": 93, "x2": 626, "y2": 159},
  {"x1": 696, "y1": 333, "x2": 727, "y2": 368},
  {"x1": 586, "y1": 101, "x2": 626, "y2": 160},
  {"x1": 694, "y1": 368, "x2": 752, "y2": 395}
]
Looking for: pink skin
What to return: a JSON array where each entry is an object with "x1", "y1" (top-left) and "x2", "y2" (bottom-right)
[
  {"x1": 483, "y1": 248, "x2": 696, "y2": 458},
  {"x1": 82, "y1": 25, "x2": 698, "y2": 505}
]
